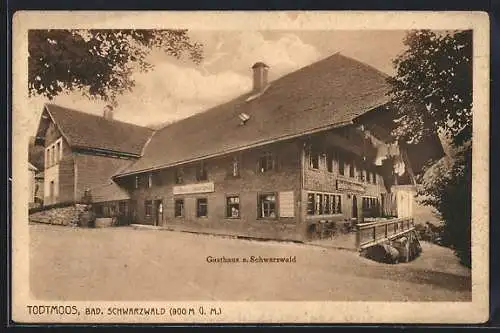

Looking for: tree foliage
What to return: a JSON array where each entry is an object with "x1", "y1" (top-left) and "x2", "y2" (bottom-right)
[
  {"x1": 387, "y1": 30, "x2": 472, "y2": 147},
  {"x1": 418, "y1": 142, "x2": 472, "y2": 267},
  {"x1": 387, "y1": 30, "x2": 473, "y2": 267},
  {"x1": 28, "y1": 29, "x2": 203, "y2": 105}
]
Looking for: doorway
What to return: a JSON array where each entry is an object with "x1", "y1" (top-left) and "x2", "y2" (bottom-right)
[
  {"x1": 154, "y1": 200, "x2": 163, "y2": 226},
  {"x1": 49, "y1": 180, "x2": 55, "y2": 204}
]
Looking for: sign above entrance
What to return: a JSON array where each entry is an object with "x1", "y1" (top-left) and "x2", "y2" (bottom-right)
[
  {"x1": 336, "y1": 179, "x2": 366, "y2": 193},
  {"x1": 173, "y1": 182, "x2": 215, "y2": 195}
]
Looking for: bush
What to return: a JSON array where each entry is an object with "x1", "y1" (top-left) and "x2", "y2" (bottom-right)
[{"x1": 418, "y1": 143, "x2": 471, "y2": 268}]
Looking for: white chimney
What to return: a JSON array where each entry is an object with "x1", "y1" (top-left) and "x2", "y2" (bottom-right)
[
  {"x1": 252, "y1": 62, "x2": 269, "y2": 93},
  {"x1": 103, "y1": 105, "x2": 114, "y2": 120}
]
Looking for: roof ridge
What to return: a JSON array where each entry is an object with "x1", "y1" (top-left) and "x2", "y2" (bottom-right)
[
  {"x1": 148, "y1": 52, "x2": 387, "y2": 136},
  {"x1": 45, "y1": 103, "x2": 155, "y2": 131}
]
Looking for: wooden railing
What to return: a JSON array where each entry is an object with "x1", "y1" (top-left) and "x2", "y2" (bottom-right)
[{"x1": 355, "y1": 217, "x2": 415, "y2": 250}]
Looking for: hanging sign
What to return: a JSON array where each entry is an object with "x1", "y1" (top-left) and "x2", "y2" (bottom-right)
[{"x1": 336, "y1": 179, "x2": 366, "y2": 193}]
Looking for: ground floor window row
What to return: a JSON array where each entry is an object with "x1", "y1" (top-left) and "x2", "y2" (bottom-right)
[
  {"x1": 361, "y1": 196, "x2": 381, "y2": 218},
  {"x1": 306, "y1": 192, "x2": 342, "y2": 216},
  {"x1": 95, "y1": 200, "x2": 129, "y2": 217},
  {"x1": 145, "y1": 193, "x2": 281, "y2": 220}
]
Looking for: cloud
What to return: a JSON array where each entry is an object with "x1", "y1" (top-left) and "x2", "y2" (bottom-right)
[
  {"x1": 114, "y1": 31, "x2": 322, "y2": 127},
  {"x1": 26, "y1": 31, "x2": 323, "y2": 131},
  {"x1": 198, "y1": 31, "x2": 322, "y2": 79},
  {"x1": 116, "y1": 61, "x2": 253, "y2": 127}
]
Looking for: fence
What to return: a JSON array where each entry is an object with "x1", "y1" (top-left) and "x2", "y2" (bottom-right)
[{"x1": 355, "y1": 217, "x2": 415, "y2": 250}]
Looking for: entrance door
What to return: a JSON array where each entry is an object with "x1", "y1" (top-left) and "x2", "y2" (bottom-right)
[
  {"x1": 352, "y1": 195, "x2": 358, "y2": 219},
  {"x1": 154, "y1": 200, "x2": 163, "y2": 226}
]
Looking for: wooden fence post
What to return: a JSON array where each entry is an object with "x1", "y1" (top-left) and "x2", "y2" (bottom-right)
[{"x1": 355, "y1": 225, "x2": 360, "y2": 250}]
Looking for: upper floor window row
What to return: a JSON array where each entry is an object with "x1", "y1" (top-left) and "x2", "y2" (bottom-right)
[
  {"x1": 45, "y1": 139, "x2": 63, "y2": 168},
  {"x1": 307, "y1": 145, "x2": 379, "y2": 185}
]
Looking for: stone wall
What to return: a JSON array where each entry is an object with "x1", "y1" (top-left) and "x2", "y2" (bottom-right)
[{"x1": 29, "y1": 204, "x2": 88, "y2": 226}]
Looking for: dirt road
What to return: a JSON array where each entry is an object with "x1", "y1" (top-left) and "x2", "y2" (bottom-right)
[{"x1": 29, "y1": 224, "x2": 471, "y2": 301}]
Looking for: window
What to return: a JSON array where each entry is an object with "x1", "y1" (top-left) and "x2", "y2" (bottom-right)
[
  {"x1": 324, "y1": 195, "x2": 330, "y2": 214},
  {"x1": 338, "y1": 155, "x2": 345, "y2": 176},
  {"x1": 315, "y1": 193, "x2": 323, "y2": 215},
  {"x1": 175, "y1": 168, "x2": 184, "y2": 184},
  {"x1": 134, "y1": 176, "x2": 139, "y2": 189},
  {"x1": 326, "y1": 152, "x2": 334, "y2": 172},
  {"x1": 258, "y1": 153, "x2": 274, "y2": 173},
  {"x1": 196, "y1": 198, "x2": 208, "y2": 217},
  {"x1": 362, "y1": 197, "x2": 380, "y2": 217},
  {"x1": 145, "y1": 200, "x2": 153, "y2": 217},
  {"x1": 57, "y1": 141, "x2": 62, "y2": 161},
  {"x1": 307, "y1": 193, "x2": 315, "y2": 215},
  {"x1": 258, "y1": 193, "x2": 277, "y2": 218},
  {"x1": 53, "y1": 144, "x2": 58, "y2": 163},
  {"x1": 349, "y1": 162, "x2": 355, "y2": 178},
  {"x1": 147, "y1": 173, "x2": 153, "y2": 188},
  {"x1": 306, "y1": 192, "x2": 342, "y2": 215},
  {"x1": 174, "y1": 199, "x2": 184, "y2": 217},
  {"x1": 226, "y1": 196, "x2": 240, "y2": 218},
  {"x1": 309, "y1": 148, "x2": 320, "y2": 169},
  {"x1": 335, "y1": 195, "x2": 342, "y2": 214},
  {"x1": 360, "y1": 168, "x2": 366, "y2": 182},
  {"x1": 231, "y1": 156, "x2": 240, "y2": 177},
  {"x1": 196, "y1": 162, "x2": 208, "y2": 181},
  {"x1": 373, "y1": 173, "x2": 378, "y2": 184}
]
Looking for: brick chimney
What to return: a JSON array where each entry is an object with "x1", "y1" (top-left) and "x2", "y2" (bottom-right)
[
  {"x1": 252, "y1": 62, "x2": 269, "y2": 93},
  {"x1": 103, "y1": 105, "x2": 114, "y2": 120}
]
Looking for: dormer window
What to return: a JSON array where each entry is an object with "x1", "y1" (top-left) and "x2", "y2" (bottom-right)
[{"x1": 196, "y1": 162, "x2": 208, "y2": 181}]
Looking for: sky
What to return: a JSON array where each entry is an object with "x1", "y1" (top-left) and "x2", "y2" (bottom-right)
[{"x1": 27, "y1": 30, "x2": 408, "y2": 135}]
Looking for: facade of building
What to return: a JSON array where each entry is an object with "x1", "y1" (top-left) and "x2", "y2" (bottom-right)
[
  {"x1": 33, "y1": 52, "x2": 444, "y2": 240},
  {"x1": 33, "y1": 103, "x2": 154, "y2": 218}
]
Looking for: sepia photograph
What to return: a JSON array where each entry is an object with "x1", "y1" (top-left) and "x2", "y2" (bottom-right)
[{"x1": 12, "y1": 11, "x2": 489, "y2": 323}]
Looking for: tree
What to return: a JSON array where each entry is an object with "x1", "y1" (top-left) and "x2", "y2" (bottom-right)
[
  {"x1": 387, "y1": 30, "x2": 473, "y2": 267},
  {"x1": 388, "y1": 30, "x2": 472, "y2": 147},
  {"x1": 28, "y1": 29, "x2": 203, "y2": 105}
]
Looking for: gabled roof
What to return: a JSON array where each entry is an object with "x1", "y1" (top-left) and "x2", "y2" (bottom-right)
[
  {"x1": 36, "y1": 104, "x2": 154, "y2": 156},
  {"x1": 116, "y1": 53, "x2": 391, "y2": 177}
]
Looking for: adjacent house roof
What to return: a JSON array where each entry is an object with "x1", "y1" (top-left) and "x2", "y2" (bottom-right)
[
  {"x1": 116, "y1": 53, "x2": 391, "y2": 177},
  {"x1": 36, "y1": 104, "x2": 154, "y2": 156},
  {"x1": 89, "y1": 181, "x2": 131, "y2": 203}
]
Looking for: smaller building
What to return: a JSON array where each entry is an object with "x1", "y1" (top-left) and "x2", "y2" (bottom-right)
[{"x1": 33, "y1": 103, "x2": 154, "y2": 209}]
